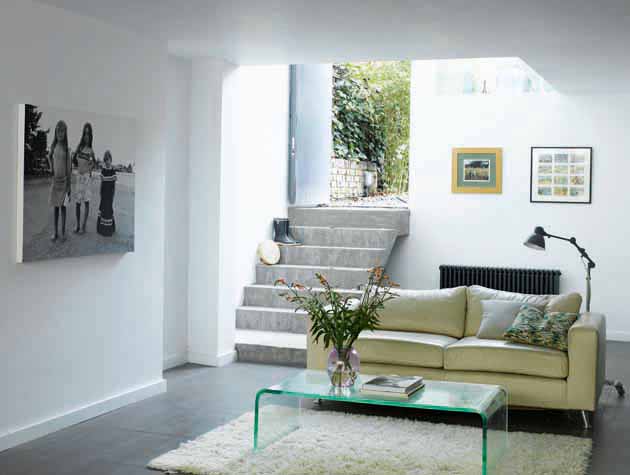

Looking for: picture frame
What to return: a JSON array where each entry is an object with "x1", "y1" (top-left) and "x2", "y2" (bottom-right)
[
  {"x1": 452, "y1": 148, "x2": 502, "y2": 193},
  {"x1": 17, "y1": 103, "x2": 136, "y2": 263},
  {"x1": 530, "y1": 147, "x2": 592, "y2": 204}
]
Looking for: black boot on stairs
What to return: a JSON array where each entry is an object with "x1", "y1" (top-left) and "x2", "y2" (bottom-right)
[{"x1": 273, "y1": 218, "x2": 302, "y2": 246}]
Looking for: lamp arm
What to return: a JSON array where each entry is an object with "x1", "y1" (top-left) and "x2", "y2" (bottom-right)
[{"x1": 544, "y1": 232, "x2": 596, "y2": 269}]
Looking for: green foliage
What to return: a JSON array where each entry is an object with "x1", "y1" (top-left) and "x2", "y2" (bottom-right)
[
  {"x1": 332, "y1": 64, "x2": 385, "y2": 164},
  {"x1": 275, "y1": 267, "x2": 398, "y2": 352},
  {"x1": 332, "y1": 61, "x2": 411, "y2": 194}
]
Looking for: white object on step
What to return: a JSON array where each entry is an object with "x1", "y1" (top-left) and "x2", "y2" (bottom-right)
[{"x1": 257, "y1": 240, "x2": 281, "y2": 265}]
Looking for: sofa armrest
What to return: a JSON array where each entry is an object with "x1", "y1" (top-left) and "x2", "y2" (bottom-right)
[
  {"x1": 567, "y1": 312, "x2": 606, "y2": 411},
  {"x1": 306, "y1": 318, "x2": 329, "y2": 370}
]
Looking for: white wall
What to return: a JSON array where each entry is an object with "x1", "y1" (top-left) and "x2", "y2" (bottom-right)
[
  {"x1": 186, "y1": 58, "x2": 232, "y2": 366},
  {"x1": 0, "y1": 0, "x2": 167, "y2": 450},
  {"x1": 164, "y1": 56, "x2": 192, "y2": 369},
  {"x1": 294, "y1": 64, "x2": 333, "y2": 206},
  {"x1": 388, "y1": 60, "x2": 630, "y2": 341},
  {"x1": 218, "y1": 65, "x2": 290, "y2": 350},
  {"x1": 186, "y1": 63, "x2": 289, "y2": 366}
]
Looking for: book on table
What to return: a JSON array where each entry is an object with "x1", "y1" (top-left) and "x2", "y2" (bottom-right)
[{"x1": 361, "y1": 375, "x2": 424, "y2": 397}]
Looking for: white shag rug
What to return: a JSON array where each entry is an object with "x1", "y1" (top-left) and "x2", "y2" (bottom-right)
[{"x1": 148, "y1": 407, "x2": 591, "y2": 475}]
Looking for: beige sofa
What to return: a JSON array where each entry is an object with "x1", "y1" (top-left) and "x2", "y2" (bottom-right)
[{"x1": 307, "y1": 286, "x2": 606, "y2": 415}]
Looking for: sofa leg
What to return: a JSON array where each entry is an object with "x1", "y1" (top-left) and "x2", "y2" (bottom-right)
[{"x1": 581, "y1": 410, "x2": 592, "y2": 430}]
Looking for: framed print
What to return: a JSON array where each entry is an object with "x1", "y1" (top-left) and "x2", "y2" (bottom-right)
[
  {"x1": 530, "y1": 147, "x2": 592, "y2": 204},
  {"x1": 17, "y1": 103, "x2": 136, "y2": 263},
  {"x1": 452, "y1": 148, "x2": 502, "y2": 193}
]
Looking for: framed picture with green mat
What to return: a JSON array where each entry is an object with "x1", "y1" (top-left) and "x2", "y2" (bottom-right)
[{"x1": 452, "y1": 148, "x2": 502, "y2": 193}]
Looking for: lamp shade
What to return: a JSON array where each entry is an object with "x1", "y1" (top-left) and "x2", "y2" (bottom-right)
[{"x1": 524, "y1": 228, "x2": 546, "y2": 250}]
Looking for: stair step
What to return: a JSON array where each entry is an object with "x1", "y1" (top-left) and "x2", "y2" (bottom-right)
[
  {"x1": 235, "y1": 206, "x2": 408, "y2": 368},
  {"x1": 280, "y1": 245, "x2": 387, "y2": 267},
  {"x1": 235, "y1": 330, "x2": 306, "y2": 367},
  {"x1": 236, "y1": 306, "x2": 307, "y2": 334},
  {"x1": 243, "y1": 284, "x2": 363, "y2": 309},
  {"x1": 289, "y1": 206, "x2": 410, "y2": 236},
  {"x1": 290, "y1": 226, "x2": 398, "y2": 248},
  {"x1": 256, "y1": 264, "x2": 371, "y2": 289}
]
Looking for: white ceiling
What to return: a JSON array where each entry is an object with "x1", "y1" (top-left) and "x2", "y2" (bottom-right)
[{"x1": 36, "y1": 0, "x2": 630, "y2": 93}]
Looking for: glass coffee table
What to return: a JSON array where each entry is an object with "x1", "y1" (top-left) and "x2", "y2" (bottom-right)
[{"x1": 254, "y1": 370, "x2": 508, "y2": 475}]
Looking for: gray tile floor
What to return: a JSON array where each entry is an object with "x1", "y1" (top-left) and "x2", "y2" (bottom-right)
[{"x1": 1, "y1": 342, "x2": 629, "y2": 474}]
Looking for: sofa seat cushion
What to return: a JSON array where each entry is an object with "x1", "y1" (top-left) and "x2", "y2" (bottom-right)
[
  {"x1": 378, "y1": 287, "x2": 467, "y2": 338},
  {"x1": 356, "y1": 330, "x2": 458, "y2": 368},
  {"x1": 444, "y1": 336, "x2": 568, "y2": 379}
]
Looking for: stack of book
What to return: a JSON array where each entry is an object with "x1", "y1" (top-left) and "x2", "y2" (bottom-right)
[{"x1": 360, "y1": 375, "x2": 425, "y2": 399}]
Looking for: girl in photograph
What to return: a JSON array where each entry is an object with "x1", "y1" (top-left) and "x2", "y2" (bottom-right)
[
  {"x1": 97, "y1": 150, "x2": 117, "y2": 236},
  {"x1": 72, "y1": 122, "x2": 96, "y2": 234},
  {"x1": 47, "y1": 120, "x2": 71, "y2": 242}
]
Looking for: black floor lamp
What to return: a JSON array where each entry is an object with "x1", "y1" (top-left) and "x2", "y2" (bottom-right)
[{"x1": 524, "y1": 226, "x2": 625, "y2": 397}]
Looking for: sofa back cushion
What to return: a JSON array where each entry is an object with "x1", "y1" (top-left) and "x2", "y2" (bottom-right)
[
  {"x1": 465, "y1": 285, "x2": 582, "y2": 336},
  {"x1": 378, "y1": 287, "x2": 467, "y2": 338},
  {"x1": 547, "y1": 292, "x2": 583, "y2": 314},
  {"x1": 476, "y1": 300, "x2": 536, "y2": 340}
]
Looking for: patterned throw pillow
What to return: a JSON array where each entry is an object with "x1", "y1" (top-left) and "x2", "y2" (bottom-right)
[{"x1": 503, "y1": 304, "x2": 579, "y2": 352}]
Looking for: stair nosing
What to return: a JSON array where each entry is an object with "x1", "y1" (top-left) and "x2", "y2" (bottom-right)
[
  {"x1": 235, "y1": 329, "x2": 307, "y2": 349},
  {"x1": 281, "y1": 244, "x2": 386, "y2": 251},
  {"x1": 289, "y1": 206, "x2": 409, "y2": 212},
  {"x1": 236, "y1": 305, "x2": 307, "y2": 314},
  {"x1": 244, "y1": 284, "x2": 363, "y2": 292},
  {"x1": 290, "y1": 225, "x2": 398, "y2": 232},
  {"x1": 257, "y1": 264, "x2": 371, "y2": 271}
]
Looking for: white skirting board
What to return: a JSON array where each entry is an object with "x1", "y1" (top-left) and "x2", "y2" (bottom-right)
[
  {"x1": 0, "y1": 378, "x2": 166, "y2": 452},
  {"x1": 163, "y1": 352, "x2": 188, "y2": 370},
  {"x1": 188, "y1": 350, "x2": 237, "y2": 367}
]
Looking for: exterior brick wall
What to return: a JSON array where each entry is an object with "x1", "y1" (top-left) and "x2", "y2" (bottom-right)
[{"x1": 330, "y1": 158, "x2": 378, "y2": 199}]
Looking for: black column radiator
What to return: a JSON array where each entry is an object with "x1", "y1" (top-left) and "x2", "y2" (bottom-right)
[{"x1": 439, "y1": 265, "x2": 561, "y2": 295}]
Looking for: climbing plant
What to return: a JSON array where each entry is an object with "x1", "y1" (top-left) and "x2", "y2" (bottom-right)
[
  {"x1": 332, "y1": 61, "x2": 410, "y2": 194},
  {"x1": 332, "y1": 64, "x2": 385, "y2": 165}
]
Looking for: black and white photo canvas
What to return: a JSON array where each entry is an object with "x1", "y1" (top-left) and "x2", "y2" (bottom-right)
[{"x1": 17, "y1": 104, "x2": 136, "y2": 262}]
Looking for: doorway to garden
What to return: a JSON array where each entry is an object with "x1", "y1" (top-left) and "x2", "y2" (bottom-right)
[
  {"x1": 330, "y1": 61, "x2": 410, "y2": 208},
  {"x1": 288, "y1": 61, "x2": 410, "y2": 208}
]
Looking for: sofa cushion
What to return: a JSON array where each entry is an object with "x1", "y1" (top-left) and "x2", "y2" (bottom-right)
[
  {"x1": 547, "y1": 292, "x2": 583, "y2": 314},
  {"x1": 465, "y1": 285, "x2": 582, "y2": 337},
  {"x1": 356, "y1": 330, "x2": 458, "y2": 368},
  {"x1": 444, "y1": 336, "x2": 569, "y2": 378},
  {"x1": 477, "y1": 300, "x2": 537, "y2": 340},
  {"x1": 378, "y1": 287, "x2": 467, "y2": 338},
  {"x1": 504, "y1": 304, "x2": 579, "y2": 352}
]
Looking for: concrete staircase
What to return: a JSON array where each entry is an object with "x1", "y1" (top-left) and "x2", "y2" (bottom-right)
[{"x1": 235, "y1": 206, "x2": 410, "y2": 366}]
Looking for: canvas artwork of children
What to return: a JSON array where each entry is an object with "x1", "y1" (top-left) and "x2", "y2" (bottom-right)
[{"x1": 18, "y1": 103, "x2": 136, "y2": 262}]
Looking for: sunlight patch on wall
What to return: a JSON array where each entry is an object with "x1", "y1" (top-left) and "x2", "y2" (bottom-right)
[{"x1": 414, "y1": 57, "x2": 554, "y2": 96}]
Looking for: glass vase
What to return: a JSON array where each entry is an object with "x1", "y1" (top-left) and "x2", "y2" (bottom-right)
[{"x1": 327, "y1": 347, "x2": 360, "y2": 387}]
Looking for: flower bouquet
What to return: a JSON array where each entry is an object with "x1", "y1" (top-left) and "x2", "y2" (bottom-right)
[{"x1": 275, "y1": 267, "x2": 398, "y2": 387}]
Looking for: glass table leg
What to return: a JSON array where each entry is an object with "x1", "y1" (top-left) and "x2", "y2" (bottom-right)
[
  {"x1": 253, "y1": 390, "x2": 301, "y2": 451},
  {"x1": 481, "y1": 388, "x2": 508, "y2": 475}
]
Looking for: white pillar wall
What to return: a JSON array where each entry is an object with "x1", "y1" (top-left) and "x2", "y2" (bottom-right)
[
  {"x1": 164, "y1": 56, "x2": 192, "y2": 370},
  {"x1": 294, "y1": 64, "x2": 333, "y2": 206},
  {"x1": 185, "y1": 62, "x2": 290, "y2": 366},
  {"x1": 186, "y1": 57, "x2": 237, "y2": 366}
]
